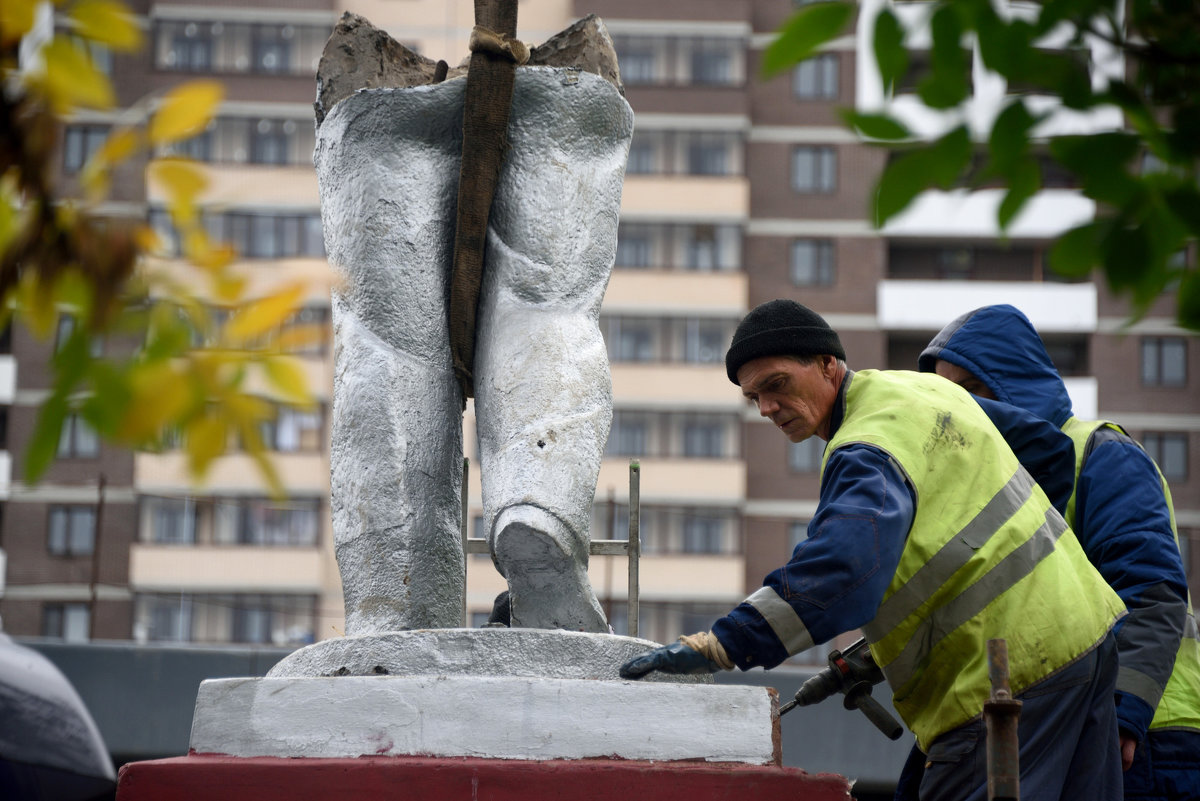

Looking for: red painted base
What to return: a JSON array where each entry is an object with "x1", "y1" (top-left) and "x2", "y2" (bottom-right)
[{"x1": 117, "y1": 754, "x2": 852, "y2": 801}]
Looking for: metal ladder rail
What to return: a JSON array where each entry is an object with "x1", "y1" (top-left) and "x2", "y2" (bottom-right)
[{"x1": 461, "y1": 459, "x2": 641, "y2": 636}]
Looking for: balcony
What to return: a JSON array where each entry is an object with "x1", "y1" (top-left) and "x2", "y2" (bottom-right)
[
  {"x1": 134, "y1": 451, "x2": 328, "y2": 494},
  {"x1": 129, "y1": 543, "x2": 323, "y2": 593},
  {"x1": 610, "y1": 364, "x2": 739, "y2": 411},
  {"x1": 603, "y1": 270, "x2": 746, "y2": 314},
  {"x1": 621, "y1": 176, "x2": 749, "y2": 222},
  {"x1": 596, "y1": 457, "x2": 744, "y2": 506},
  {"x1": 878, "y1": 280, "x2": 1097, "y2": 332},
  {"x1": 882, "y1": 189, "x2": 1095, "y2": 240}
]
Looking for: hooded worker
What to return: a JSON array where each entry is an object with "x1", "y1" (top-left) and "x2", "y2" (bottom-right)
[{"x1": 920, "y1": 303, "x2": 1200, "y2": 799}]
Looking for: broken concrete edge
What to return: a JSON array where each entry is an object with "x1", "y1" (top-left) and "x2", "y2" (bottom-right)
[
  {"x1": 189, "y1": 675, "x2": 779, "y2": 765},
  {"x1": 265, "y1": 629, "x2": 713, "y2": 684},
  {"x1": 314, "y1": 12, "x2": 623, "y2": 126}
]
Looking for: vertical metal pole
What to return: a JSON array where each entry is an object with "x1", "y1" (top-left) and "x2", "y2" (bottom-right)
[
  {"x1": 985, "y1": 637, "x2": 1022, "y2": 801},
  {"x1": 88, "y1": 474, "x2": 106, "y2": 641},
  {"x1": 627, "y1": 460, "x2": 640, "y2": 638},
  {"x1": 602, "y1": 487, "x2": 615, "y2": 622},
  {"x1": 461, "y1": 457, "x2": 469, "y2": 627}
]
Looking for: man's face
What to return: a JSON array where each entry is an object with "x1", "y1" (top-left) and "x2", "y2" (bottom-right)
[
  {"x1": 933, "y1": 359, "x2": 997, "y2": 400},
  {"x1": 737, "y1": 354, "x2": 841, "y2": 442}
]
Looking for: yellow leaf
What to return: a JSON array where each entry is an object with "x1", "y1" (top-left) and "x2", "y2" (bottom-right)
[
  {"x1": 184, "y1": 414, "x2": 228, "y2": 476},
  {"x1": 70, "y1": 0, "x2": 142, "y2": 51},
  {"x1": 148, "y1": 158, "x2": 208, "y2": 204},
  {"x1": 81, "y1": 127, "x2": 141, "y2": 200},
  {"x1": 223, "y1": 284, "x2": 307, "y2": 346},
  {"x1": 225, "y1": 393, "x2": 274, "y2": 424},
  {"x1": 213, "y1": 272, "x2": 248, "y2": 303},
  {"x1": 119, "y1": 362, "x2": 192, "y2": 441},
  {"x1": 35, "y1": 38, "x2": 116, "y2": 112},
  {"x1": 0, "y1": 0, "x2": 38, "y2": 47},
  {"x1": 263, "y1": 356, "x2": 312, "y2": 405},
  {"x1": 276, "y1": 322, "x2": 328, "y2": 353},
  {"x1": 148, "y1": 81, "x2": 223, "y2": 145},
  {"x1": 14, "y1": 272, "x2": 59, "y2": 339}
]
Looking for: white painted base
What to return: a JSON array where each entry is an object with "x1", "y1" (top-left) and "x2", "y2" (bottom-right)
[{"x1": 190, "y1": 675, "x2": 779, "y2": 765}]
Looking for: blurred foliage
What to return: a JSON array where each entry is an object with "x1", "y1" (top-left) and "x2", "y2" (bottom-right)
[
  {"x1": 1, "y1": 0, "x2": 322, "y2": 492},
  {"x1": 766, "y1": 0, "x2": 1200, "y2": 331}
]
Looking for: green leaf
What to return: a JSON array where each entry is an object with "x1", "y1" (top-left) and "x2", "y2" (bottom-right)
[
  {"x1": 1178, "y1": 269, "x2": 1200, "y2": 332},
  {"x1": 1048, "y1": 222, "x2": 1104, "y2": 278},
  {"x1": 25, "y1": 394, "x2": 69, "y2": 484},
  {"x1": 987, "y1": 101, "x2": 1036, "y2": 175},
  {"x1": 1100, "y1": 222, "x2": 1152, "y2": 294},
  {"x1": 761, "y1": 2, "x2": 854, "y2": 78},
  {"x1": 1163, "y1": 186, "x2": 1200, "y2": 238},
  {"x1": 1050, "y1": 133, "x2": 1141, "y2": 206},
  {"x1": 919, "y1": 5, "x2": 970, "y2": 109},
  {"x1": 839, "y1": 110, "x2": 911, "y2": 140},
  {"x1": 873, "y1": 9, "x2": 906, "y2": 96},
  {"x1": 873, "y1": 126, "x2": 971, "y2": 226},
  {"x1": 998, "y1": 159, "x2": 1041, "y2": 231}
]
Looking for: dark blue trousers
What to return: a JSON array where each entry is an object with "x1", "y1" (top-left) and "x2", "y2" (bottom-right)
[{"x1": 895, "y1": 631, "x2": 1121, "y2": 801}]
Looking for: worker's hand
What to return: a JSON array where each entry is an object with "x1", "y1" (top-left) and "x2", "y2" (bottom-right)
[
  {"x1": 1120, "y1": 734, "x2": 1137, "y2": 771},
  {"x1": 619, "y1": 642, "x2": 719, "y2": 679}
]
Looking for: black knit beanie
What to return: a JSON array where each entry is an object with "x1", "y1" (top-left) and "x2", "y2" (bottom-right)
[{"x1": 725, "y1": 299, "x2": 845, "y2": 384}]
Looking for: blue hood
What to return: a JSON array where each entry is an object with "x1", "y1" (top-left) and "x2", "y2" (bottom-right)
[{"x1": 918, "y1": 304, "x2": 1074, "y2": 427}]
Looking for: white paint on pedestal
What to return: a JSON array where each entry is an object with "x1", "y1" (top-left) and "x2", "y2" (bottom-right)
[{"x1": 190, "y1": 675, "x2": 778, "y2": 764}]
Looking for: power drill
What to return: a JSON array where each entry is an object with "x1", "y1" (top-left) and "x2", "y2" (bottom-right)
[{"x1": 778, "y1": 637, "x2": 903, "y2": 740}]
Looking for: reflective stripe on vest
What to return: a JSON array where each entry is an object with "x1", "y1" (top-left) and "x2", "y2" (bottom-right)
[{"x1": 1062, "y1": 416, "x2": 1200, "y2": 733}]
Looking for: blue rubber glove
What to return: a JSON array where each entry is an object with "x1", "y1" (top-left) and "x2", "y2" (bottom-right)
[{"x1": 619, "y1": 642, "x2": 719, "y2": 679}]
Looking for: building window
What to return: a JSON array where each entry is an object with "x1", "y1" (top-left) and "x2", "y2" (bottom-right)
[
  {"x1": 792, "y1": 146, "x2": 836, "y2": 193},
  {"x1": 789, "y1": 520, "x2": 811, "y2": 549},
  {"x1": 165, "y1": 22, "x2": 214, "y2": 71},
  {"x1": 253, "y1": 25, "x2": 292, "y2": 74},
  {"x1": 608, "y1": 318, "x2": 655, "y2": 362},
  {"x1": 793, "y1": 53, "x2": 839, "y2": 100},
  {"x1": 236, "y1": 498, "x2": 321, "y2": 546},
  {"x1": 626, "y1": 137, "x2": 656, "y2": 174},
  {"x1": 43, "y1": 603, "x2": 90, "y2": 641},
  {"x1": 57, "y1": 414, "x2": 99, "y2": 458},
  {"x1": 789, "y1": 437, "x2": 824, "y2": 472},
  {"x1": 791, "y1": 239, "x2": 835, "y2": 286},
  {"x1": 683, "y1": 418, "x2": 725, "y2": 458},
  {"x1": 607, "y1": 413, "x2": 648, "y2": 457},
  {"x1": 615, "y1": 225, "x2": 653, "y2": 268},
  {"x1": 1142, "y1": 433, "x2": 1188, "y2": 482},
  {"x1": 251, "y1": 119, "x2": 291, "y2": 164},
  {"x1": 1141, "y1": 337, "x2": 1187, "y2": 387},
  {"x1": 48, "y1": 505, "x2": 96, "y2": 556},
  {"x1": 173, "y1": 129, "x2": 213, "y2": 161},
  {"x1": 63, "y1": 125, "x2": 109, "y2": 173},
  {"x1": 259, "y1": 405, "x2": 323, "y2": 452},
  {"x1": 686, "y1": 138, "x2": 730, "y2": 176},
  {"x1": 681, "y1": 513, "x2": 723, "y2": 553},
  {"x1": 938, "y1": 246, "x2": 974, "y2": 279},
  {"x1": 683, "y1": 319, "x2": 726, "y2": 364},
  {"x1": 690, "y1": 41, "x2": 735, "y2": 85},
  {"x1": 616, "y1": 45, "x2": 657, "y2": 84},
  {"x1": 144, "y1": 496, "x2": 197, "y2": 544}
]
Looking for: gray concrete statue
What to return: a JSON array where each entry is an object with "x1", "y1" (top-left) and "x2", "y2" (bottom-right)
[{"x1": 314, "y1": 13, "x2": 632, "y2": 635}]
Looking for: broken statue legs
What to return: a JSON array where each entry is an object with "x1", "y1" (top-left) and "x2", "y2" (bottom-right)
[{"x1": 316, "y1": 68, "x2": 633, "y2": 633}]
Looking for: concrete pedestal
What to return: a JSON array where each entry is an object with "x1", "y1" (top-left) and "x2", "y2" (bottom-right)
[{"x1": 114, "y1": 630, "x2": 853, "y2": 800}]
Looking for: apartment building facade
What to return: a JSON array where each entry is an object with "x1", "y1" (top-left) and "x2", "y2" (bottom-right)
[{"x1": 1, "y1": 0, "x2": 1195, "y2": 661}]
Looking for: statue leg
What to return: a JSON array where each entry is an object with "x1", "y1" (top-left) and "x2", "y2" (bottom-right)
[
  {"x1": 474, "y1": 69, "x2": 634, "y2": 632},
  {"x1": 316, "y1": 87, "x2": 467, "y2": 634}
]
